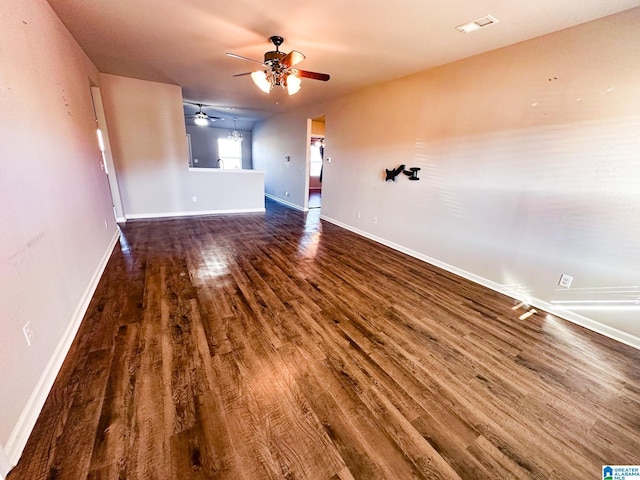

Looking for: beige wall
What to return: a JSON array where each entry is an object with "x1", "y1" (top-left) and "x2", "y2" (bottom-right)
[
  {"x1": 309, "y1": 176, "x2": 322, "y2": 190},
  {"x1": 0, "y1": 0, "x2": 118, "y2": 468},
  {"x1": 311, "y1": 119, "x2": 325, "y2": 136},
  {"x1": 254, "y1": 8, "x2": 640, "y2": 346},
  {"x1": 100, "y1": 75, "x2": 190, "y2": 215},
  {"x1": 254, "y1": 110, "x2": 310, "y2": 208},
  {"x1": 101, "y1": 75, "x2": 264, "y2": 217}
]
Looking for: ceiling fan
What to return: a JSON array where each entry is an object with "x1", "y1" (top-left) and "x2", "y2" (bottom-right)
[
  {"x1": 226, "y1": 36, "x2": 330, "y2": 95},
  {"x1": 184, "y1": 102, "x2": 224, "y2": 126}
]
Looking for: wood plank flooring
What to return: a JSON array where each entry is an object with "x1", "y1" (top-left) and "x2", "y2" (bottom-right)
[{"x1": 8, "y1": 200, "x2": 640, "y2": 479}]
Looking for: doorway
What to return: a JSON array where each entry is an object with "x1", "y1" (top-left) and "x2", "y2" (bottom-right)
[{"x1": 308, "y1": 116, "x2": 325, "y2": 209}]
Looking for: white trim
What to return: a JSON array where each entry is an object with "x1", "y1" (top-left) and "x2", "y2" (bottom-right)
[
  {"x1": 320, "y1": 214, "x2": 640, "y2": 351},
  {"x1": 3, "y1": 230, "x2": 120, "y2": 466},
  {"x1": 187, "y1": 167, "x2": 264, "y2": 174},
  {"x1": 533, "y1": 301, "x2": 640, "y2": 350},
  {"x1": 265, "y1": 193, "x2": 307, "y2": 212},
  {"x1": 115, "y1": 216, "x2": 127, "y2": 223},
  {"x1": 125, "y1": 208, "x2": 265, "y2": 220},
  {"x1": 0, "y1": 443, "x2": 10, "y2": 479},
  {"x1": 186, "y1": 133, "x2": 193, "y2": 167}
]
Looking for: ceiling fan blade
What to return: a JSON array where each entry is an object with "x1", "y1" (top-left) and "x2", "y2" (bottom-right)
[
  {"x1": 233, "y1": 72, "x2": 253, "y2": 77},
  {"x1": 281, "y1": 50, "x2": 306, "y2": 68},
  {"x1": 225, "y1": 52, "x2": 266, "y2": 66},
  {"x1": 295, "y1": 69, "x2": 330, "y2": 81}
]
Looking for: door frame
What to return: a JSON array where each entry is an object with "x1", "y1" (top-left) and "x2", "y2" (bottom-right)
[
  {"x1": 305, "y1": 115, "x2": 326, "y2": 211},
  {"x1": 90, "y1": 85, "x2": 126, "y2": 222}
]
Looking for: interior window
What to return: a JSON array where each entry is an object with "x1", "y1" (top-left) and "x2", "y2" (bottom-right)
[{"x1": 217, "y1": 138, "x2": 242, "y2": 169}]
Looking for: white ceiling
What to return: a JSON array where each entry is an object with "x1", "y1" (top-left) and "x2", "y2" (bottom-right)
[{"x1": 47, "y1": 0, "x2": 639, "y2": 125}]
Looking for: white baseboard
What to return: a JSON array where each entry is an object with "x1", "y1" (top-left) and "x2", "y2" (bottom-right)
[
  {"x1": 320, "y1": 214, "x2": 640, "y2": 351},
  {"x1": 115, "y1": 216, "x2": 126, "y2": 223},
  {"x1": 126, "y1": 207, "x2": 265, "y2": 220},
  {"x1": 3, "y1": 229, "x2": 120, "y2": 469},
  {"x1": 265, "y1": 194, "x2": 306, "y2": 212},
  {"x1": 0, "y1": 443, "x2": 10, "y2": 479}
]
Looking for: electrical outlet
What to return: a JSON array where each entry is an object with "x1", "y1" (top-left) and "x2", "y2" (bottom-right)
[
  {"x1": 285, "y1": 191, "x2": 290, "y2": 197},
  {"x1": 104, "y1": 219, "x2": 108, "y2": 230},
  {"x1": 23, "y1": 322, "x2": 34, "y2": 346},
  {"x1": 192, "y1": 196, "x2": 198, "y2": 203},
  {"x1": 558, "y1": 273, "x2": 573, "y2": 288},
  {"x1": 373, "y1": 216, "x2": 378, "y2": 224},
  {"x1": 194, "y1": 158, "x2": 199, "y2": 163},
  {"x1": 357, "y1": 211, "x2": 361, "y2": 219}
]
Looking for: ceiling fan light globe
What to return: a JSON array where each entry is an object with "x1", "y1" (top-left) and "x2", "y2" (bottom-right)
[
  {"x1": 286, "y1": 74, "x2": 301, "y2": 95},
  {"x1": 194, "y1": 116, "x2": 208, "y2": 126},
  {"x1": 251, "y1": 71, "x2": 272, "y2": 93}
]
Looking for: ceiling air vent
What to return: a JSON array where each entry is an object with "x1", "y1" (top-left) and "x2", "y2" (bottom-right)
[{"x1": 456, "y1": 15, "x2": 499, "y2": 33}]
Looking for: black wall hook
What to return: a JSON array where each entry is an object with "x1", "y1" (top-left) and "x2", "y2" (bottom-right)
[
  {"x1": 403, "y1": 167, "x2": 420, "y2": 181},
  {"x1": 385, "y1": 165, "x2": 405, "y2": 182},
  {"x1": 385, "y1": 165, "x2": 420, "y2": 182}
]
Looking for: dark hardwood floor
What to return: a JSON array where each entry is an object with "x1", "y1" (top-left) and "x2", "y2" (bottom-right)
[
  {"x1": 8, "y1": 200, "x2": 640, "y2": 479},
  {"x1": 308, "y1": 190, "x2": 321, "y2": 209}
]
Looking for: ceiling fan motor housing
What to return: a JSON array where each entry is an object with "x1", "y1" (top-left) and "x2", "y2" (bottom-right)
[
  {"x1": 264, "y1": 50, "x2": 286, "y2": 65},
  {"x1": 264, "y1": 35, "x2": 286, "y2": 70}
]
